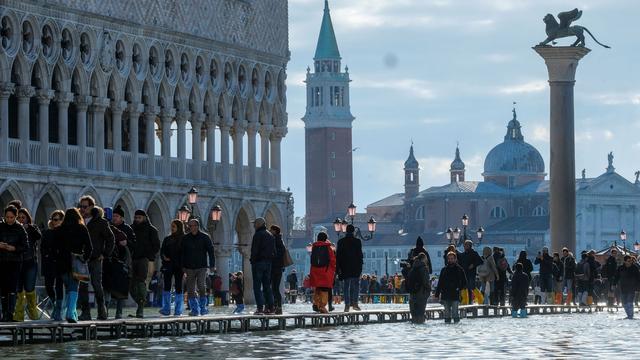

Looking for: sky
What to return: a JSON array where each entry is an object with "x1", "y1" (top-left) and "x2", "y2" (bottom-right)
[{"x1": 281, "y1": 0, "x2": 640, "y2": 218}]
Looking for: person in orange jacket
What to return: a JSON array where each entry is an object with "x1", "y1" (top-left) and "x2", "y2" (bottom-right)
[{"x1": 309, "y1": 232, "x2": 336, "y2": 313}]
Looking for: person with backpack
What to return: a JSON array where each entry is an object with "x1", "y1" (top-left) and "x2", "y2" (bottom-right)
[
  {"x1": 407, "y1": 253, "x2": 430, "y2": 323},
  {"x1": 309, "y1": 232, "x2": 336, "y2": 314},
  {"x1": 250, "y1": 217, "x2": 275, "y2": 315},
  {"x1": 575, "y1": 252, "x2": 591, "y2": 306},
  {"x1": 513, "y1": 251, "x2": 534, "y2": 282},
  {"x1": 407, "y1": 237, "x2": 432, "y2": 273},
  {"x1": 510, "y1": 262, "x2": 530, "y2": 318},
  {"x1": 434, "y1": 251, "x2": 466, "y2": 323},
  {"x1": 492, "y1": 247, "x2": 512, "y2": 306},
  {"x1": 336, "y1": 224, "x2": 363, "y2": 312},
  {"x1": 477, "y1": 246, "x2": 499, "y2": 305}
]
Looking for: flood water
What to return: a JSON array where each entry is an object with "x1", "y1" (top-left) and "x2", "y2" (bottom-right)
[{"x1": 3, "y1": 304, "x2": 639, "y2": 359}]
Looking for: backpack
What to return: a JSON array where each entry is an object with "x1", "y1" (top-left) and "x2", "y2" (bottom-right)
[
  {"x1": 310, "y1": 245, "x2": 330, "y2": 267},
  {"x1": 498, "y1": 257, "x2": 509, "y2": 272}
]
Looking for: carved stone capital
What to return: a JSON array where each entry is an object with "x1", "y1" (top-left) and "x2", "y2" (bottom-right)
[
  {"x1": 191, "y1": 112, "x2": 206, "y2": 126},
  {"x1": 271, "y1": 126, "x2": 288, "y2": 140},
  {"x1": 176, "y1": 110, "x2": 190, "y2": 125},
  {"x1": 91, "y1": 97, "x2": 110, "y2": 112},
  {"x1": 144, "y1": 105, "x2": 161, "y2": 117},
  {"x1": 246, "y1": 121, "x2": 258, "y2": 136},
  {"x1": 35, "y1": 89, "x2": 55, "y2": 105},
  {"x1": 74, "y1": 95, "x2": 93, "y2": 111},
  {"x1": 205, "y1": 114, "x2": 219, "y2": 127},
  {"x1": 231, "y1": 120, "x2": 248, "y2": 136},
  {"x1": 127, "y1": 102, "x2": 145, "y2": 116},
  {"x1": 15, "y1": 85, "x2": 35, "y2": 100},
  {"x1": 214, "y1": 247, "x2": 233, "y2": 258},
  {"x1": 0, "y1": 82, "x2": 15, "y2": 98},
  {"x1": 55, "y1": 91, "x2": 75, "y2": 105},
  {"x1": 110, "y1": 100, "x2": 128, "y2": 115},
  {"x1": 259, "y1": 124, "x2": 273, "y2": 137}
]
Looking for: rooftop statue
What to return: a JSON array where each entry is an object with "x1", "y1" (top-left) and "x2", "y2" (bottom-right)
[{"x1": 538, "y1": 8, "x2": 610, "y2": 48}]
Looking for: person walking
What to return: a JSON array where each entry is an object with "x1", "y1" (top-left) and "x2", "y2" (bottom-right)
[
  {"x1": 78, "y1": 197, "x2": 115, "y2": 321},
  {"x1": 604, "y1": 248, "x2": 619, "y2": 308},
  {"x1": 270, "y1": 225, "x2": 286, "y2": 314},
  {"x1": 552, "y1": 252, "x2": 564, "y2": 304},
  {"x1": 510, "y1": 262, "x2": 530, "y2": 318},
  {"x1": 561, "y1": 248, "x2": 576, "y2": 305},
  {"x1": 575, "y1": 252, "x2": 592, "y2": 306},
  {"x1": 41, "y1": 210, "x2": 65, "y2": 321},
  {"x1": 230, "y1": 271, "x2": 244, "y2": 314},
  {"x1": 13, "y1": 208, "x2": 42, "y2": 321},
  {"x1": 249, "y1": 217, "x2": 275, "y2": 315},
  {"x1": 514, "y1": 251, "x2": 534, "y2": 282},
  {"x1": 407, "y1": 236, "x2": 433, "y2": 274},
  {"x1": 309, "y1": 232, "x2": 336, "y2": 314},
  {"x1": 615, "y1": 255, "x2": 640, "y2": 319},
  {"x1": 534, "y1": 247, "x2": 554, "y2": 304},
  {"x1": 336, "y1": 224, "x2": 363, "y2": 312},
  {"x1": 434, "y1": 251, "x2": 467, "y2": 323},
  {"x1": 129, "y1": 209, "x2": 160, "y2": 318},
  {"x1": 477, "y1": 246, "x2": 499, "y2": 305},
  {"x1": 286, "y1": 270, "x2": 298, "y2": 304},
  {"x1": 55, "y1": 208, "x2": 92, "y2": 323},
  {"x1": 181, "y1": 219, "x2": 215, "y2": 316},
  {"x1": 0, "y1": 205, "x2": 28, "y2": 322},
  {"x1": 458, "y1": 240, "x2": 482, "y2": 304},
  {"x1": 160, "y1": 220, "x2": 185, "y2": 316},
  {"x1": 103, "y1": 220, "x2": 131, "y2": 319},
  {"x1": 407, "y1": 253, "x2": 430, "y2": 323},
  {"x1": 492, "y1": 247, "x2": 512, "y2": 306}
]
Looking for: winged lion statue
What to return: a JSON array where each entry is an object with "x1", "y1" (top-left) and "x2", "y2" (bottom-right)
[{"x1": 538, "y1": 9, "x2": 610, "y2": 48}]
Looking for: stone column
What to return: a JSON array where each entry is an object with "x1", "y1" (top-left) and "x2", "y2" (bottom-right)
[
  {"x1": 259, "y1": 124, "x2": 272, "y2": 189},
  {"x1": 16, "y1": 85, "x2": 35, "y2": 163},
  {"x1": 238, "y1": 244, "x2": 255, "y2": 305},
  {"x1": 0, "y1": 82, "x2": 15, "y2": 163},
  {"x1": 128, "y1": 103, "x2": 144, "y2": 174},
  {"x1": 111, "y1": 100, "x2": 127, "y2": 173},
  {"x1": 271, "y1": 126, "x2": 287, "y2": 190},
  {"x1": 205, "y1": 115, "x2": 217, "y2": 182},
  {"x1": 220, "y1": 119, "x2": 231, "y2": 184},
  {"x1": 176, "y1": 111, "x2": 189, "y2": 178},
  {"x1": 36, "y1": 89, "x2": 55, "y2": 166},
  {"x1": 92, "y1": 97, "x2": 110, "y2": 171},
  {"x1": 160, "y1": 108, "x2": 175, "y2": 179},
  {"x1": 214, "y1": 248, "x2": 231, "y2": 303},
  {"x1": 75, "y1": 96, "x2": 92, "y2": 170},
  {"x1": 144, "y1": 106, "x2": 159, "y2": 176},
  {"x1": 56, "y1": 92, "x2": 74, "y2": 169},
  {"x1": 534, "y1": 46, "x2": 590, "y2": 253},
  {"x1": 191, "y1": 112, "x2": 205, "y2": 180},
  {"x1": 232, "y1": 120, "x2": 247, "y2": 185},
  {"x1": 246, "y1": 122, "x2": 258, "y2": 187}
]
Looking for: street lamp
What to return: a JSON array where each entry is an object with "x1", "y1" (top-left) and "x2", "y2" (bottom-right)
[
  {"x1": 347, "y1": 202, "x2": 357, "y2": 223},
  {"x1": 476, "y1": 227, "x2": 485, "y2": 244},
  {"x1": 461, "y1": 214, "x2": 470, "y2": 243},
  {"x1": 305, "y1": 242, "x2": 313, "y2": 253},
  {"x1": 210, "y1": 205, "x2": 222, "y2": 230},
  {"x1": 187, "y1": 187, "x2": 198, "y2": 205},
  {"x1": 634, "y1": 241, "x2": 640, "y2": 252},
  {"x1": 178, "y1": 205, "x2": 191, "y2": 223},
  {"x1": 620, "y1": 229, "x2": 627, "y2": 252},
  {"x1": 334, "y1": 204, "x2": 376, "y2": 241},
  {"x1": 445, "y1": 227, "x2": 453, "y2": 245},
  {"x1": 453, "y1": 227, "x2": 461, "y2": 245}
]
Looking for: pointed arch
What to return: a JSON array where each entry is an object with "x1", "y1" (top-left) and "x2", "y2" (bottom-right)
[
  {"x1": 31, "y1": 58, "x2": 51, "y2": 90},
  {"x1": 206, "y1": 197, "x2": 232, "y2": 245},
  {"x1": 89, "y1": 69, "x2": 107, "y2": 97},
  {"x1": 10, "y1": 56, "x2": 29, "y2": 85},
  {"x1": 189, "y1": 85, "x2": 203, "y2": 113},
  {"x1": 35, "y1": 182, "x2": 67, "y2": 210},
  {"x1": 52, "y1": 63, "x2": 71, "y2": 92},
  {"x1": 258, "y1": 101, "x2": 269, "y2": 125},
  {"x1": 146, "y1": 191, "x2": 170, "y2": 235},
  {"x1": 203, "y1": 88, "x2": 216, "y2": 116},
  {"x1": 262, "y1": 201, "x2": 284, "y2": 228},
  {"x1": 173, "y1": 83, "x2": 188, "y2": 111},
  {"x1": 111, "y1": 189, "x2": 137, "y2": 221},
  {"x1": 231, "y1": 95, "x2": 242, "y2": 121},
  {"x1": 71, "y1": 66, "x2": 89, "y2": 95},
  {"x1": 107, "y1": 73, "x2": 124, "y2": 101},
  {"x1": 141, "y1": 78, "x2": 156, "y2": 106},
  {"x1": 0, "y1": 179, "x2": 27, "y2": 206},
  {"x1": 245, "y1": 98, "x2": 257, "y2": 123},
  {"x1": 234, "y1": 200, "x2": 256, "y2": 230},
  {"x1": 157, "y1": 80, "x2": 172, "y2": 109},
  {"x1": 0, "y1": 55, "x2": 10, "y2": 83}
]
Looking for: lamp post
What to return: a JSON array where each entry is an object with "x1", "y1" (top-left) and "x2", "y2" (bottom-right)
[
  {"x1": 634, "y1": 241, "x2": 640, "y2": 252},
  {"x1": 461, "y1": 214, "x2": 469, "y2": 243},
  {"x1": 476, "y1": 227, "x2": 485, "y2": 245},
  {"x1": 453, "y1": 227, "x2": 461, "y2": 246},
  {"x1": 446, "y1": 227, "x2": 453, "y2": 245},
  {"x1": 445, "y1": 215, "x2": 483, "y2": 247},
  {"x1": 210, "y1": 205, "x2": 222, "y2": 230},
  {"x1": 620, "y1": 230, "x2": 627, "y2": 252},
  {"x1": 178, "y1": 205, "x2": 191, "y2": 223},
  {"x1": 333, "y1": 203, "x2": 377, "y2": 241}
]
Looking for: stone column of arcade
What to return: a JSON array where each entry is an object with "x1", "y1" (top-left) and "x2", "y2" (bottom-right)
[
  {"x1": 238, "y1": 239, "x2": 256, "y2": 305},
  {"x1": 534, "y1": 46, "x2": 590, "y2": 253},
  {"x1": 214, "y1": 248, "x2": 231, "y2": 305}
]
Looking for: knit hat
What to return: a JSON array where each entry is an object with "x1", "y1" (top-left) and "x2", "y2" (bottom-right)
[
  {"x1": 134, "y1": 209, "x2": 147, "y2": 217},
  {"x1": 113, "y1": 205, "x2": 125, "y2": 217}
]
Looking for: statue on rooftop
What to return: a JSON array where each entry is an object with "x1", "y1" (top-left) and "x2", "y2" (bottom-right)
[{"x1": 538, "y1": 8, "x2": 610, "y2": 48}]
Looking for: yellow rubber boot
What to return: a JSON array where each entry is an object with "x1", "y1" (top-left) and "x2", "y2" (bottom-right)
[
  {"x1": 25, "y1": 291, "x2": 39, "y2": 320},
  {"x1": 13, "y1": 291, "x2": 25, "y2": 322}
]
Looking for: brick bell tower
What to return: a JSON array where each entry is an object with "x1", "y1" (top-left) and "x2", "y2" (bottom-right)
[{"x1": 303, "y1": 0, "x2": 354, "y2": 233}]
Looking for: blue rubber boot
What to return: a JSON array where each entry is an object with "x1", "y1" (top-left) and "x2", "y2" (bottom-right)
[
  {"x1": 159, "y1": 291, "x2": 172, "y2": 316},
  {"x1": 65, "y1": 292, "x2": 79, "y2": 323},
  {"x1": 511, "y1": 309, "x2": 518, "y2": 318},
  {"x1": 174, "y1": 293, "x2": 184, "y2": 316},
  {"x1": 188, "y1": 297, "x2": 200, "y2": 316},
  {"x1": 519, "y1": 308, "x2": 528, "y2": 318},
  {"x1": 234, "y1": 304, "x2": 245, "y2": 314},
  {"x1": 199, "y1": 295, "x2": 209, "y2": 315}
]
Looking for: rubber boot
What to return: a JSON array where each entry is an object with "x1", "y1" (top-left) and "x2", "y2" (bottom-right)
[
  {"x1": 174, "y1": 293, "x2": 184, "y2": 316},
  {"x1": 199, "y1": 295, "x2": 209, "y2": 315},
  {"x1": 344, "y1": 304, "x2": 350, "y2": 313},
  {"x1": 188, "y1": 297, "x2": 200, "y2": 316},
  {"x1": 25, "y1": 291, "x2": 39, "y2": 320},
  {"x1": 519, "y1": 308, "x2": 528, "y2": 318},
  {"x1": 52, "y1": 299, "x2": 63, "y2": 321},
  {"x1": 566, "y1": 292, "x2": 573, "y2": 306},
  {"x1": 115, "y1": 300, "x2": 124, "y2": 319},
  {"x1": 233, "y1": 304, "x2": 245, "y2": 314},
  {"x1": 511, "y1": 309, "x2": 518, "y2": 318},
  {"x1": 159, "y1": 291, "x2": 172, "y2": 316},
  {"x1": 66, "y1": 292, "x2": 79, "y2": 323},
  {"x1": 13, "y1": 291, "x2": 25, "y2": 322}
]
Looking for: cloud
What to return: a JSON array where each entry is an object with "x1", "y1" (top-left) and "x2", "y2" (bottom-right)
[
  {"x1": 575, "y1": 129, "x2": 614, "y2": 143},
  {"x1": 287, "y1": 71, "x2": 307, "y2": 88},
  {"x1": 532, "y1": 125, "x2": 550, "y2": 142},
  {"x1": 482, "y1": 53, "x2": 515, "y2": 63},
  {"x1": 594, "y1": 92, "x2": 640, "y2": 105},
  {"x1": 498, "y1": 80, "x2": 547, "y2": 95},
  {"x1": 354, "y1": 78, "x2": 437, "y2": 100}
]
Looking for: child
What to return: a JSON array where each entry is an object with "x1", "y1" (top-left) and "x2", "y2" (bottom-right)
[
  {"x1": 511, "y1": 263, "x2": 530, "y2": 318},
  {"x1": 231, "y1": 271, "x2": 244, "y2": 314}
]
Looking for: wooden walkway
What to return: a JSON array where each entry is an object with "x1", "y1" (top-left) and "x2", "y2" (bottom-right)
[{"x1": 0, "y1": 304, "x2": 607, "y2": 346}]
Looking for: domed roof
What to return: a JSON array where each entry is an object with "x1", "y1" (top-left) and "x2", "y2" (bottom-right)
[
  {"x1": 483, "y1": 109, "x2": 545, "y2": 176},
  {"x1": 450, "y1": 145, "x2": 465, "y2": 171},
  {"x1": 404, "y1": 145, "x2": 419, "y2": 169}
]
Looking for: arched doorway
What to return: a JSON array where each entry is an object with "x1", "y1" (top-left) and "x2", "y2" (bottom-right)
[
  {"x1": 34, "y1": 193, "x2": 62, "y2": 230},
  {"x1": 146, "y1": 199, "x2": 168, "y2": 276},
  {"x1": 235, "y1": 206, "x2": 255, "y2": 304}
]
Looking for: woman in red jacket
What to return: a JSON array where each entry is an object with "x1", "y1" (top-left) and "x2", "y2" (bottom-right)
[{"x1": 309, "y1": 232, "x2": 336, "y2": 313}]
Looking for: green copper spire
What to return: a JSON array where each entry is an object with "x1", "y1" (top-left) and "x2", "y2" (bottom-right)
[{"x1": 314, "y1": 0, "x2": 341, "y2": 60}]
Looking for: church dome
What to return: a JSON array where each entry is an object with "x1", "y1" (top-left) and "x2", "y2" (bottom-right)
[{"x1": 483, "y1": 109, "x2": 545, "y2": 177}]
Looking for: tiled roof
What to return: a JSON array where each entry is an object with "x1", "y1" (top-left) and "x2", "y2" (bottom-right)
[
  {"x1": 367, "y1": 193, "x2": 404, "y2": 208},
  {"x1": 484, "y1": 216, "x2": 549, "y2": 232}
]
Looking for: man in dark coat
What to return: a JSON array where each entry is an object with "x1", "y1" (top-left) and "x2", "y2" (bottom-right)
[
  {"x1": 534, "y1": 247, "x2": 554, "y2": 304},
  {"x1": 458, "y1": 240, "x2": 482, "y2": 303},
  {"x1": 407, "y1": 236, "x2": 432, "y2": 274},
  {"x1": 270, "y1": 225, "x2": 286, "y2": 314},
  {"x1": 511, "y1": 262, "x2": 530, "y2": 317},
  {"x1": 182, "y1": 219, "x2": 215, "y2": 316},
  {"x1": 130, "y1": 209, "x2": 160, "y2": 318},
  {"x1": 615, "y1": 255, "x2": 640, "y2": 319},
  {"x1": 435, "y1": 251, "x2": 467, "y2": 323},
  {"x1": 561, "y1": 248, "x2": 576, "y2": 305},
  {"x1": 286, "y1": 270, "x2": 298, "y2": 303},
  {"x1": 336, "y1": 224, "x2": 363, "y2": 312},
  {"x1": 250, "y1": 217, "x2": 275, "y2": 315},
  {"x1": 78, "y1": 197, "x2": 115, "y2": 321},
  {"x1": 408, "y1": 253, "x2": 430, "y2": 323}
]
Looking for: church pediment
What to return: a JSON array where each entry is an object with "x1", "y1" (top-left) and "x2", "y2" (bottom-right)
[{"x1": 578, "y1": 172, "x2": 640, "y2": 195}]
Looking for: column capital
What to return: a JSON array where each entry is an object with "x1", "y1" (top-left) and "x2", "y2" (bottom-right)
[
  {"x1": 232, "y1": 120, "x2": 248, "y2": 135},
  {"x1": 533, "y1": 46, "x2": 591, "y2": 82},
  {"x1": 35, "y1": 89, "x2": 55, "y2": 104},
  {"x1": 246, "y1": 121, "x2": 258, "y2": 135},
  {"x1": 191, "y1": 112, "x2": 206, "y2": 126},
  {"x1": 15, "y1": 85, "x2": 35, "y2": 100},
  {"x1": 144, "y1": 105, "x2": 161, "y2": 116},
  {"x1": 55, "y1": 91, "x2": 75, "y2": 105},
  {"x1": 259, "y1": 124, "x2": 273, "y2": 137},
  {"x1": 74, "y1": 95, "x2": 93, "y2": 111},
  {"x1": 127, "y1": 102, "x2": 145, "y2": 115},
  {"x1": 110, "y1": 100, "x2": 128, "y2": 115},
  {"x1": 91, "y1": 97, "x2": 110, "y2": 112},
  {"x1": 214, "y1": 247, "x2": 233, "y2": 258},
  {"x1": 0, "y1": 82, "x2": 15, "y2": 98},
  {"x1": 205, "y1": 114, "x2": 219, "y2": 127},
  {"x1": 271, "y1": 126, "x2": 288, "y2": 140},
  {"x1": 176, "y1": 110, "x2": 190, "y2": 125},
  {"x1": 160, "y1": 108, "x2": 176, "y2": 122}
]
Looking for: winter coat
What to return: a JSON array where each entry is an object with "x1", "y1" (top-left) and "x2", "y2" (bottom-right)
[
  {"x1": 511, "y1": 269, "x2": 530, "y2": 308},
  {"x1": 408, "y1": 247, "x2": 433, "y2": 274},
  {"x1": 552, "y1": 260, "x2": 563, "y2": 281},
  {"x1": 477, "y1": 254, "x2": 499, "y2": 283},
  {"x1": 161, "y1": 234, "x2": 184, "y2": 271},
  {"x1": 130, "y1": 219, "x2": 160, "y2": 261},
  {"x1": 336, "y1": 234, "x2": 363, "y2": 279},
  {"x1": 103, "y1": 242, "x2": 131, "y2": 299},
  {"x1": 181, "y1": 231, "x2": 215, "y2": 269},
  {"x1": 435, "y1": 263, "x2": 467, "y2": 301},
  {"x1": 493, "y1": 253, "x2": 512, "y2": 285},
  {"x1": 587, "y1": 257, "x2": 600, "y2": 281},
  {"x1": 0, "y1": 221, "x2": 28, "y2": 262},
  {"x1": 40, "y1": 228, "x2": 58, "y2": 276},
  {"x1": 271, "y1": 233, "x2": 286, "y2": 271},
  {"x1": 561, "y1": 255, "x2": 576, "y2": 280},
  {"x1": 408, "y1": 259, "x2": 431, "y2": 295},
  {"x1": 459, "y1": 248, "x2": 482, "y2": 281},
  {"x1": 85, "y1": 209, "x2": 115, "y2": 260},
  {"x1": 513, "y1": 258, "x2": 534, "y2": 281},
  {"x1": 114, "y1": 222, "x2": 136, "y2": 248},
  {"x1": 309, "y1": 240, "x2": 336, "y2": 289},
  {"x1": 250, "y1": 225, "x2": 275, "y2": 264},
  {"x1": 615, "y1": 264, "x2": 640, "y2": 294},
  {"x1": 22, "y1": 224, "x2": 42, "y2": 262},
  {"x1": 604, "y1": 256, "x2": 618, "y2": 279},
  {"x1": 534, "y1": 253, "x2": 554, "y2": 275},
  {"x1": 54, "y1": 223, "x2": 92, "y2": 275}
]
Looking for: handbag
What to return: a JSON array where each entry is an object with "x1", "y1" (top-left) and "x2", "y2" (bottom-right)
[
  {"x1": 282, "y1": 247, "x2": 294, "y2": 267},
  {"x1": 71, "y1": 253, "x2": 90, "y2": 283}
]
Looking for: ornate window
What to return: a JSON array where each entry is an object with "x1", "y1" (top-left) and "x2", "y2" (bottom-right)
[
  {"x1": 490, "y1": 206, "x2": 507, "y2": 219},
  {"x1": 532, "y1": 206, "x2": 547, "y2": 216}
]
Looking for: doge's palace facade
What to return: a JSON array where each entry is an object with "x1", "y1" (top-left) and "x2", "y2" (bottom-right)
[{"x1": 0, "y1": 0, "x2": 291, "y2": 302}]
